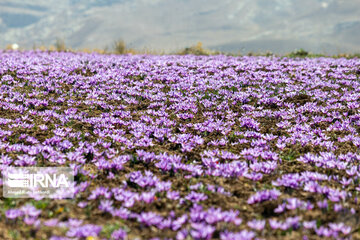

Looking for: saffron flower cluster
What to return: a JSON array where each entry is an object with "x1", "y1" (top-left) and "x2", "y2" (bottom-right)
[{"x1": 0, "y1": 51, "x2": 360, "y2": 239}]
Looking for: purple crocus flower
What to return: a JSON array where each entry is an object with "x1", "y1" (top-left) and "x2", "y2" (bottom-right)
[
  {"x1": 274, "y1": 203, "x2": 286, "y2": 213},
  {"x1": 111, "y1": 229, "x2": 128, "y2": 240},
  {"x1": 88, "y1": 186, "x2": 112, "y2": 200},
  {"x1": 167, "y1": 191, "x2": 180, "y2": 200},
  {"x1": 220, "y1": 230, "x2": 256, "y2": 240},
  {"x1": 285, "y1": 216, "x2": 301, "y2": 230},
  {"x1": 21, "y1": 204, "x2": 41, "y2": 218},
  {"x1": 172, "y1": 215, "x2": 188, "y2": 231},
  {"x1": 44, "y1": 218, "x2": 59, "y2": 227},
  {"x1": 328, "y1": 222, "x2": 352, "y2": 235},
  {"x1": 269, "y1": 219, "x2": 283, "y2": 230},
  {"x1": 137, "y1": 212, "x2": 163, "y2": 226},
  {"x1": 317, "y1": 200, "x2": 328, "y2": 209},
  {"x1": 141, "y1": 191, "x2": 156, "y2": 203},
  {"x1": 98, "y1": 199, "x2": 114, "y2": 212},
  {"x1": 190, "y1": 223, "x2": 215, "y2": 240},
  {"x1": 67, "y1": 218, "x2": 83, "y2": 227},
  {"x1": 247, "y1": 219, "x2": 266, "y2": 231},
  {"x1": 315, "y1": 226, "x2": 334, "y2": 238},
  {"x1": 158, "y1": 218, "x2": 172, "y2": 229},
  {"x1": 77, "y1": 201, "x2": 88, "y2": 208},
  {"x1": 111, "y1": 207, "x2": 131, "y2": 219},
  {"x1": 24, "y1": 216, "x2": 39, "y2": 226},
  {"x1": 247, "y1": 189, "x2": 281, "y2": 204},
  {"x1": 185, "y1": 191, "x2": 208, "y2": 202},
  {"x1": 66, "y1": 224, "x2": 102, "y2": 238},
  {"x1": 5, "y1": 209, "x2": 23, "y2": 219},
  {"x1": 303, "y1": 221, "x2": 316, "y2": 229},
  {"x1": 176, "y1": 229, "x2": 189, "y2": 240},
  {"x1": 49, "y1": 236, "x2": 72, "y2": 240}
]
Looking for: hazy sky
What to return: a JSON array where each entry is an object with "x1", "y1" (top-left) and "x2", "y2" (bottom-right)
[{"x1": 0, "y1": 0, "x2": 359, "y2": 54}]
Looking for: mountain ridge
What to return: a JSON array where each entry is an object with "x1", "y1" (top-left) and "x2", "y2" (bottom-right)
[{"x1": 0, "y1": 0, "x2": 359, "y2": 54}]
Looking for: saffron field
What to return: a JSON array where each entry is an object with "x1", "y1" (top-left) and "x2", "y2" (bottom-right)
[{"x1": 1, "y1": 51, "x2": 360, "y2": 239}]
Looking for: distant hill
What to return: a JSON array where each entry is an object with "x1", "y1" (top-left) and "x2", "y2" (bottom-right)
[
  {"x1": 0, "y1": 0, "x2": 359, "y2": 54},
  {"x1": 211, "y1": 39, "x2": 352, "y2": 55}
]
